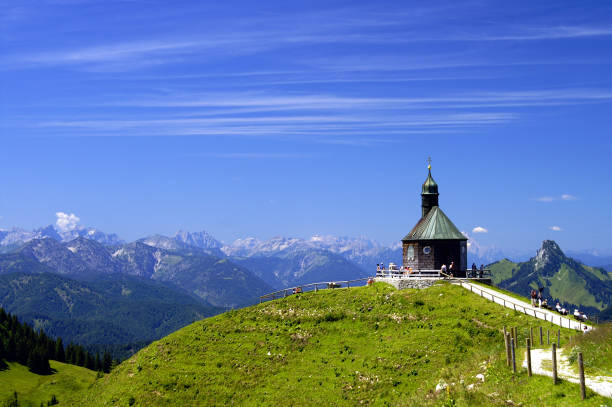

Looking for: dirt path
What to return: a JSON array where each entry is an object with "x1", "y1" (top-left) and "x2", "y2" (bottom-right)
[{"x1": 524, "y1": 348, "x2": 612, "y2": 398}]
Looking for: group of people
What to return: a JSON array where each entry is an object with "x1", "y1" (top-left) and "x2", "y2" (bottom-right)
[
  {"x1": 377, "y1": 262, "x2": 416, "y2": 277},
  {"x1": 468, "y1": 263, "x2": 485, "y2": 278},
  {"x1": 440, "y1": 262, "x2": 454, "y2": 278},
  {"x1": 530, "y1": 287, "x2": 588, "y2": 321}
]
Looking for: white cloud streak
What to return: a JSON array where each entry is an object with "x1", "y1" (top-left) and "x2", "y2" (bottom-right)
[
  {"x1": 195, "y1": 152, "x2": 313, "y2": 159},
  {"x1": 472, "y1": 226, "x2": 488, "y2": 234},
  {"x1": 549, "y1": 226, "x2": 562, "y2": 232},
  {"x1": 536, "y1": 193, "x2": 578, "y2": 202}
]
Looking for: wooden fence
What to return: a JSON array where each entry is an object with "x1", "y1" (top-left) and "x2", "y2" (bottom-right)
[{"x1": 259, "y1": 277, "x2": 373, "y2": 303}]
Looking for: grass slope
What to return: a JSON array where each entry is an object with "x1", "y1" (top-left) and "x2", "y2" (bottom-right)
[
  {"x1": 73, "y1": 282, "x2": 608, "y2": 406},
  {"x1": 0, "y1": 360, "x2": 96, "y2": 406},
  {"x1": 565, "y1": 323, "x2": 612, "y2": 377}
]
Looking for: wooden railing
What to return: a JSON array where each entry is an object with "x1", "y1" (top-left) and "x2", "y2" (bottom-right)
[
  {"x1": 259, "y1": 277, "x2": 373, "y2": 303},
  {"x1": 458, "y1": 281, "x2": 591, "y2": 332},
  {"x1": 375, "y1": 269, "x2": 492, "y2": 279}
]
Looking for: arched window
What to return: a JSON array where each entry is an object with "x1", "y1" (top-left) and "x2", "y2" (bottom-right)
[{"x1": 406, "y1": 245, "x2": 415, "y2": 261}]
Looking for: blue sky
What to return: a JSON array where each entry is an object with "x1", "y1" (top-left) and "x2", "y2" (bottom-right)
[{"x1": 1, "y1": 0, "x2": 611, "y2": 254}]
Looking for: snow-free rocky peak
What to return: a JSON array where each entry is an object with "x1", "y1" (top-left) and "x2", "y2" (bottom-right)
[
  {"x1": 173, "y1": 230, "x2": 222, "y2": 249},
  {"x1": 534, "y1": 240, "x2": 565, "y2": 271}
]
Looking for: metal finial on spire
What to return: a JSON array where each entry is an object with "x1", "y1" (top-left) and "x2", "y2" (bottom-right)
[{"x1": 427, "y1": 156, "x2": 432, "y2": 170}]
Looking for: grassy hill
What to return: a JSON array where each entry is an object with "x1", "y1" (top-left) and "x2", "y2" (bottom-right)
[
  {"x1": 70, "y1": 282, "x2": 609, "y2": 406},
  {"x1": 0, "y1": 360, "x2": 96, "y2": 407}
]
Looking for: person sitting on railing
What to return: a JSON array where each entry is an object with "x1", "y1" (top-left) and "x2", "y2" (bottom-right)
[
  {"x1": 541, "y1": 298, "x2": 549, "y2": 309},
  {"x1": 479, "y1": 264, "x2": 484, "y2": 278},
  {"x1": 377, "y1": 264, "x2": 381, "y2": 273},
  {"x1": 440, "y1": 264, "x2": 448, "y2": 279},
  {"x1": 449, "y1": 262, "x2": 455, "y2": 278}
]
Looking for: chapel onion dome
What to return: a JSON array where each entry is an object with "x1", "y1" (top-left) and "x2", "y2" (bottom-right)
[{"x1": 421, "y1": 165, "x2": 438, "y2": 195}]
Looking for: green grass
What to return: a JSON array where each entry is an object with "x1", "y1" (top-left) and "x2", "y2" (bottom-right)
[
  {"x1": 66, "y1": 282, "x2": 610, "y2": 406},
  {"x1": 0, "y1": 360, "x2": 96, "y2": 406},
  {"x1": 487, "y1": 258, "x2": 517, "y2": 285},
  {"x1": 565, "y1": 323, "x2": 612, "y2": 377},
  {"x1": 470, "y1": 279, "x2": 533, "y2": 304},
  {"x1": 548, "y1": 264, "x2": 605, "y2": 310}
]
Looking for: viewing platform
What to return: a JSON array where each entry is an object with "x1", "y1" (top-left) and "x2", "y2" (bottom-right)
[{"x1": 374, "y1": 268, "x2": 492, "y2": 289}]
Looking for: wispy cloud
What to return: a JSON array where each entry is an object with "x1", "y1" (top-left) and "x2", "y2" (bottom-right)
[
  {"x1": 472, "y1": 226, "x2": 488, "y2": 234},
  {"x1": 439, "y1": 26, "x2": 612, "y2": 42},
  {"x1": 35, "y1": 110, "x2": 516, "y2": 139},
  {"x1": 549, "y1": 226, "x2": 562, "y2": 232},
  {"x1": 536, "y1": 193, "x2": 578, "y2": 202},
  {"x1": 106, "y1": 88, "x2": 612, "y2": 110},
  {"x1": 194, "y1": 152, "x2": 313, "y2": 159}
]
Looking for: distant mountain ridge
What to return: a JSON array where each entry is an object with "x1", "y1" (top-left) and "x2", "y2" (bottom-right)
[
  {"x1": 0, "y1": 237, "x2": 272, "y2": 308},
  {"x1": 0, "y1": 271, "x2": 218, "y2": 359},
  {"x1": 0, "y1": 224, "x2": 123, "y2": 246}
]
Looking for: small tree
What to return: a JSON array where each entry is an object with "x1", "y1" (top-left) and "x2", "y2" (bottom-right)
[
  {"x1": 54, "y1": 338, "x2": 65, "y2": 363},
  {"x1": 27, "y1": 347, "x2": 51, "y2": 375},
  {"x1": 102, "y1": 351, "x2": 112, "y2": 373}
]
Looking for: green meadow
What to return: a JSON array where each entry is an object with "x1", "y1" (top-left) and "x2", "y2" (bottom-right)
[
  {"x1": 0, "y1": 360, "x2": 95, "y2": 407},
  {"x1": 67, "y1": 282, "x2": 609, "y2": 406}
]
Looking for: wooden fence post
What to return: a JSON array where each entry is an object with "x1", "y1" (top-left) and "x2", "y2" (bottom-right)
[
  {"x1": 526, "y1": 338, "x2": 532, "y2": 377},
  {"x1": 557, "y1": 329, "x2": 560, "y2": 347},
  {"x1": 530, "y1": 327, "x2": 533, "y2": 345},
  {"x1": 505, "y1": 333, "x2": 511, "y2": 366},
  {"x1": 315, "y1": 284, "x2": 318, "y2": 292},
  {"x1": 511, "y1": 338, "x2": 516, "y2": 373},
  {"x1": 578, "y1": 352, "x2": 586, "y2": 400},
  {"x1": 552, "y1": 343, "x2": 558, "y2": 384},
  {"x1": 539, "y1": 326, "x2": 543, "y2": 346}
]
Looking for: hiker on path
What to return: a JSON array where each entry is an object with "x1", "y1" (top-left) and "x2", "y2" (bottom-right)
[
  {"x1": 441, "y1": 264, "x2": 447, "y2": 278},
  {"x1": 537, "y1": 288, "x2": 543, "y2": 307}
]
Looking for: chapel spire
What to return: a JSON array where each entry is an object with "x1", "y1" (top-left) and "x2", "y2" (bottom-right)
[{"x1": 421, "y1": 158, "x2": 439, "y2": 218}]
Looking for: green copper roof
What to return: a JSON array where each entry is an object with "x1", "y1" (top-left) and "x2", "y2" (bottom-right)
[
  {"x1": 422, "y1": 167, "x2": 439, "y2": 195},
  {"x1": 402, "y1": 206, "x2": 467, "y2": 241}
]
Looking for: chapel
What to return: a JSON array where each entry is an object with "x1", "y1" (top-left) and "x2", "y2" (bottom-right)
[{"x1": 401, "y1": 164, "x2": 468, "y2": 276}]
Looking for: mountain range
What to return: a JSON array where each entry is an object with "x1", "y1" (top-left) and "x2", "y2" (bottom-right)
[
  {"x1": 488, "y1": 240, "x2": 611, "y2": 320},
  {"x1": 1, "y1": 221, "x2": 611, "y2": 358}
]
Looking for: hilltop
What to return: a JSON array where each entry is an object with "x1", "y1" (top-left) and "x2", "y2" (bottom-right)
[
  {"x1": 71, "y1": 282, "x2": 608, "y2": 406},
  {"x1": 488, "y1": 240, "x2": 611, "y2": 320}
]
